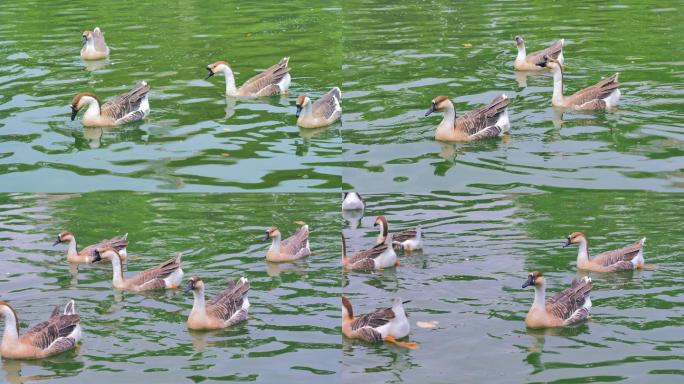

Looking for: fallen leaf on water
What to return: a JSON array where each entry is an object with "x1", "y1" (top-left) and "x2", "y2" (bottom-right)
[
  {"x1": 463, "y1": 43, "x2": 472, "y2": 48},
  {"x1": 222, "y1": 152, "x2": 230, "y2": 157},
  {"x1": 245, "y1": 32, "x2": 252, "y2": 38},
  {"x1": 417, "y1": 320, "x2": 439, "y2": 329},
  {"x1": 295, "y1": 220, "x2": 306, "y2": 225}
]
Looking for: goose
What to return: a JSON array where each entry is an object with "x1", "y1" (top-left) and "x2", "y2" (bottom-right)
[
  {"x1": 522, "y1": 272, "x2": 592, "y2": 328},
  {"x1": 264, "y1": 225, "x2": 310, "y2": 262},
  {"x1": 295, "y1": 87, "x2": 342, "y2": 128},
  {"x1": 206, "y1": 57, "x2": 291, "y2": 97},
  {"x1": 341, "y1": 296, "x2": 416, "y2": 349},
  {"x1": 425, "y1": 94, "x2": 510, "y2": 142},
  {"x1": 53, "y1": 231, "x2": 128, "y2": 264},
  {"x1": 185, "y1": 276, "x2": 250, "y2": 330},
  {"x1": 342, "y1": 192, "x2": 365, "y2": 211},
  {"x1": 374, "y1": 215, "x2": 423, "y2": 252},
  {"x1": 341, "y1": 233, "x2": 397, "y2": 270},
  {"x1": 536, "y1": 55, "x2": 620, "y2": 109},
  {"x1": 94, "y1": 248, "x2": 183, "y2": 291},
  {"x1": 70, "y1": 82, "x2": 150, "y2": 127},
  {"x1": 514, "y1": 36, "x2": 564, "y2": 71},
  {"x1": 0, "y1": 300, "x2": 81, "y2": 359},
  {"x1": 563, "y1": 232, "x2": 646, "y2": 272},
  {"x1": 80, "y1": 27, "x2": 109, "y2": 60}
]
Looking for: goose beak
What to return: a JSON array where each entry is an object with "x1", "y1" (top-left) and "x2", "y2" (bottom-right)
[
  {"x1": 184, "y1": 280, "x2": 195, "y2": 293},
  {"x1": 425, "y1": 103, "x2": 436, "y2": 117},
  {"x1": 81, "y1": 36, "x2": 87, "y2": 46},
  {"x1": 92, "y1": 250, "x2": 102, "y2": 263},
  {"x1": 264, "y1": 231, "x2": 270, "y2": 241},
  {"x1": 295, "y1": 105, "x2": 302, "y2": 117},
  {"x1": 70, "y1": 106, "x2": 78, "y2": 121},
  {"x1": 535, "y1": 60, "x2": 547, "y2": 68},
  {"x1": 205, "y1": 67, "x2": 214, "y2": 80},
  {"x1": 522, "y1": 275, "x2": 534, "y2": 288},
  {"x1": 53, "y1": 236, "x2": 61, "y2": 246},
  {"x1": 562, "y1": 237, "x2": 572, "y2": 248}
]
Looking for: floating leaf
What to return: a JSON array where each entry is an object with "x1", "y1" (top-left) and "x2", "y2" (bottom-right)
[
  {"x1": 295, "y1": 220, "x2": 306, "y2": 225},
  {"x1": 417, "y1": 320, "x2": 439, "y2": 329},
  {"x1": 463, "y1": 43, "x2": 472, "y2": 48},
  {"x1": 222, "y1": 152, "x2": 230, "y2": 157}
]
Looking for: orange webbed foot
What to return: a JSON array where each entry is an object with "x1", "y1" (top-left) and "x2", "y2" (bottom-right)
[{"x1": 385, "y1": 335, "x2": 418, "y2": 349}]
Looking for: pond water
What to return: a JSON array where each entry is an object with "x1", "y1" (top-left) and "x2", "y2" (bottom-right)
[
  {"x1": 341, "y1": 0, "x2": 683, "y2": 193},
  {"x1": 342, "y1": 191, "x2": 684, "y2": 383},
  {"x1": 0, "y1": 192, "x2": 341, "y2": 383},
  {"x1": 0, "y1": 0, "x2": 341, "y2": 192}
]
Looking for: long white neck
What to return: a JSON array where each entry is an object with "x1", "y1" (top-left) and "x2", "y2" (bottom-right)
[
  {"x1": 269, "y1": 233, "x2": 281, "y2": 254},
  {"x1": 110, "y1": 255, "x2": 125, "y2": 287},
  {"x1": 551, "y1": 66, "x2": 565, "y2": 104},
  {"x1": 532, "y1": 283, "x2": 546, "y2": 312},
  {"x1": 436, "y1": 101, "x2": 456, "y2": 136},
  {"x1": 516, "y1": 44, "x2": 526, "y2": 62},
  {"x1": 82, "y1": 96, "x2": 101, "y2": 120},
  {"x1": 297, "y1": 102, "x2": 313, "y2": 122},
  {"x1": 376, "y1": 221, "x2": 387, "y2": 244},
  {"x1": 576, "y1": 238, "x2": 589, "y2": 264},
  {"x1": 66, "y1": 237, "x2": 78, "y2": 259},
  {"x1": 1, "y1": 306, "x2": 19, "y2": 348},
  {"x1": 190, "y1": 286, "x2": 206, "y2": 317},
  {"x1": 220, "y1": 65, "x2": 238, "y2": 96}
]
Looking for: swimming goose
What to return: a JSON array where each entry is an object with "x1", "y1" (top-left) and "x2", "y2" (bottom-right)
[
  {"x1": 53, "y1": 231, "x2": 128, "y2": 264},
  {"x1": 522, "y1": 272, "x2": 592, "y2": 329},
  {"x1": 0, "y1": 300, "x2": 81, "y2": 359},
  {"x1": 185, "y1": 276, "x2": 250, "y2": 330},
  {"x1": 536, "y1": 56, "x2": 620, "y2": 109},
  {"x1": 94, "y1": 248, "x2": 184, "y2": 291},
  {"x1": 342, "y1": 192, "x2": 365, "y2": 211},
  {"x1": 296, "y1": 87, "x2": 342, "y2": 128},
  {"x1": 70, "y1": 82, "x2": 150, "y2": 127},
  {"x1": 341, "y1": 296, "x2": 416, "y2": 349},
  {"x1": 374, "y1": 215, "x2": 423, "y2": 251},
  {"x1": 425, "y1": 94, "x2": 510, "y2": 142},
  {"x1": 265, "y1": 225, "x2": 310, "y2": 262},
  {"x1": 80, "y1": 27, "x2": 109, "y2": 60},
  {"x1": 563, "y1": 232, "x2": 646, "y2": 272},
  {"x1": 206, "y1": 57, "x2": 291, "y2": 97},
  {"x1": 514, "y1": 36, "x2": 564, "y2": 71},
  {"x1": 341, "y1": 233, "x2": 397, "y2": 270}
]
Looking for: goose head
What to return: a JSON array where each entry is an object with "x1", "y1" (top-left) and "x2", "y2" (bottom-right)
[
  {"x1": 514, "y1": 35, "x2": 524, "y2": 47},
  {"x1": 82, "y1": 30, "x2": 92, "y2": 46},
  {"x1": 341, "y1": 295, "x2": 354, "y2": 320},
  {"x1": 205, "y1": 61, "x2": 231, "y2": 80},
  {"x1": 92, "y1": 247, "x2": 120, "y2": 263},
  {"x1": 295, "y1": 95, "x2": 311, "y2": 117},
  {"x1": 563, "y1": 232, "x2": 586, "y2": 248},
  {"x1": 522, "y1": 271, "x2": 545, "y2": 288},
  {"x1": 425, "y1": 95, "x2": 452, "y2": 116},
  {"x1": 184, "y1": 276, "x2": 204, "y2": 293},
  {"x1": 536, "y1": 55, "x2": 562, "y2": 70},
  {"x1": 265, "y1": 227, "x2": 281, "y2": 241},
  {"x1": 53, "y1": 231, "x2": 75, "y2": 246},
  {"x1": 69, "y1": 92, "x2": 100, "y2": 120}
]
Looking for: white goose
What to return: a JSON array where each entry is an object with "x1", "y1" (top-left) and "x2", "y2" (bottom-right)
[
  {"x1": 206, "y1": 57, "x2": 291, "y2": 97},
  {"x1": 70, "y1": 82, "x2": 150, "y2": 127}
]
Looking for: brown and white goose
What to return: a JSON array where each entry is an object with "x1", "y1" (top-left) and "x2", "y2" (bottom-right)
[
  {"x1": 70, "y1": 82, "x2": 150, "y2": 127},
  {"x1": 342, "y1": 233, "x2": 397, "y2": 270},
  {"x1": 563, "y1": 232, "x2": 646, "y2": 272},
  {"x1": 342, "y1": 296, "x2": 416, "y2": 349},
  {"x1": 53, "y1": 231, "x2": 128, "y2": 264},
  {"x1": 265, "y1": 225, "x2": 310, "y2": 262},
  {"x1": 374, "y1": 215, "x2": 423, "y2": 252},
  {"x1": 80, "y1": 27, "x2": 109, "y2": 60},
  {"x1": 514, "y1": 36, "x2": 564, "y2": 71},
  {"x1": 185, "y1": 276, "x2": 250, "y2": 330},
  {"x1": 0, "y1": 300, "x2": 81, "y2": 359},
  {"x1": 206, "y1": 57, "x2": 291, "y2": 97},
  {"x1": 536, "y1": 56, "x2": 620, "y2": 109},
  {"x1": 342, "y1": 192, "x2": 365, "y2": 211},
  {"x1": 295, "y1": 87, "x2": 342, "y2": 128},
  {"x1": 425, "y1": 94, "x2": 510, "y2": 142},
  {"x1": 522, "y1": 271, "x2": 592, "y2": 329},
  {"x1": 94, "y1": 248, "x2": 184, "y2": 291}
]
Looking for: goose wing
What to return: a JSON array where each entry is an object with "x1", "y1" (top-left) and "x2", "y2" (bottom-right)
[
  {"x1": 592, "y1": 240, "x2": 643, "y2": 267},
  {"x1": 81, "y1": 234, "x2": 129, "y2": 259},
  {"x1": 348, "y1": 243, "x2": 388, "y2": 264},
  {"x1": 238, "y1": 57, "x2": 290, "y2": 96},
  {"x1": 311, "y1": 87, "x2": 342, "y2": 120},
  {"x1": 392, "y1": 229, "x2": 417, "y2": 244},
  {"x1": 22, "y1": 314, "x2": 80, "y2": 351},
  {"x1": 547, "y1": 278, "x2": 592, "y2": 321},
  {"x1": 127, "y1": 254, "x2": 181, "y2": 287},
  {"x1": 566, "y1": 73, "x2": 620, "y2": 107},
  {"x1": 91, "y1": 28, "x2": 108, "y2": 53},
  {"x1": 101, "y1": 82, "x2": 150, "y2": 121},
  {"x1": 280, "y1": 225, "x2": 310, "y2": 257},
  {"x1": 351, "y1": 307, "x2": 395, "y2": 333},
  {"x1": 525, "y1": 40, "x2": 564, "y2": 63},
  {"x1": 455, "y1": 94, "x2": 510, "y2": 135}
]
